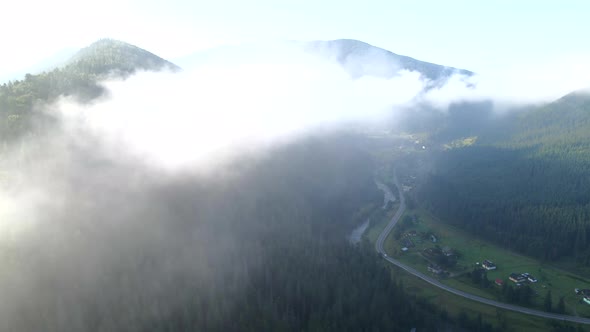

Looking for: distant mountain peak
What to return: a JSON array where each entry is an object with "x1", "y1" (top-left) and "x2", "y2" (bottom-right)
[
  {"x1": 0, "y1": 38, "x2": 182, "y2": 139},
  {"x1": 67, "y1": 38, "x2": 181, "y2": 77},
  {"x1": 553, "y1": 89, "x2": 590, "y2": 106},
  {"x1": 305, "y1": 39, "x2": 473, "y2": 84}
]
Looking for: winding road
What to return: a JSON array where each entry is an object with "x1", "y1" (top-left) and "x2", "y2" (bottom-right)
[{"x1": 375, "y1": 174, "x2": 590, "y2": 325}]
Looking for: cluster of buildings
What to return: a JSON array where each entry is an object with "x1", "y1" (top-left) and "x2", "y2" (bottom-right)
[
  {"x1": 478, "y1": 260, "x2": 538, "y2": 287},
  {"x1": 508, "y1": 272, "x2": 537, "y2": 285}
]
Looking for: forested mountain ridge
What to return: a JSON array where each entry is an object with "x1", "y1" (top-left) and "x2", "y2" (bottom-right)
[
  {"x1": 418, "y1": 90, "x2": 590, "y2": 262},
  {"x1": 67, "y1": 39, "x2": 180, "y2": 77},
  {"x1": 0, "y1": 39, "x2": 180, "y2": 141},
  {"x1": 498, "y1": 91, "x2": 590, "y2": 149}
]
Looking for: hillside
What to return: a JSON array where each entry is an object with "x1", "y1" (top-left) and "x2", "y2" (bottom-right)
[
  {"x1": 0, "y1": 39, "x2": 181, "y2": 141},
  {"x1": 67, "y1": 39, "x2": 180, "y2": 77},
  {"x1": 418, "y1": 91, "x2": 590, "y2": 262},
  {"x1": 498, "y1": 91, "x2": 590, "y2": 148}
]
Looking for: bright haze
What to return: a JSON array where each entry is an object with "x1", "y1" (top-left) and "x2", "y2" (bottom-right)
[{"x1": 60, "y1": 44, "x2": 428, "y2": 171}]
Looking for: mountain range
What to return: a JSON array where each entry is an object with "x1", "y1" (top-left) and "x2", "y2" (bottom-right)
[
  {"x1": 0, "y1": 38, "x2": 475, "y2": 142},
  {"x1": 1, "y1": 37, "x2": 587, "y2": 160}
]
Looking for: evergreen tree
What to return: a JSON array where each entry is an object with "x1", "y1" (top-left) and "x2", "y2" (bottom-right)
[
  {"x1": 544, "y1": 290, "x2": 553, "y2": 312},
  {"x1": 557, "y1": 296, "x2": 566, "y2": 314},
  {"x1": 417, "y1": 93, "x2": 590, "y2": 263}
]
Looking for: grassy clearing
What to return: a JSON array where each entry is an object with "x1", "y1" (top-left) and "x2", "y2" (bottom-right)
[
  {"x1": 365, "y1": 143, "x2": 590, "y2": 329},
  {"x1": 362, "y1": 204, "x2": 588, "y2": 330},
  {"x1": 388, "y1": 263, "x2": 559, "y2": 332},
  {"x1": 386, "y1": 208, "x2": 590, "y2": 317}
]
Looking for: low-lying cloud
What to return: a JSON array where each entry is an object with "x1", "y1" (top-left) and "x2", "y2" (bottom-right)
[
  {"x1": 58, "y1": 45, "x2": 429, "y2": 170},
  {"x1": 0, "y1": 43, "x2": 435, "y2": 331},
  {"x1": 53, "y1": 41, "x2": 590, "y2": 172},
  {"x1": 423, "y1": 53, "x2": 590, "y2": 110}
]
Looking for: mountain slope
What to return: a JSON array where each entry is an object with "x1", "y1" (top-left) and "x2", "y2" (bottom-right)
[
  {"x1": 305, "y1": 39, "x2": 473, "y2": 83},
  {"x1": 418, "y1": 91, "x2": 590, "y2": 262},
  {"x1": 499, "y1": 91, "x2": 590, "y2": 148},
  {"x1": 0, "y1": 39, "x2": 181, "y2": 141},
  {"x1": 67, "y1": 39, "x2": 180, "y2": 77}
]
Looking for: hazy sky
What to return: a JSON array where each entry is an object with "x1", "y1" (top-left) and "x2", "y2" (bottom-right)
[{"x1": 2, "y1": 0, "x2": 589, "y2": 80}]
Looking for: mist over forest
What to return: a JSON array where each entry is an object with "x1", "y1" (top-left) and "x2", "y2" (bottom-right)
[
  {"x1": 0, "y1": 39, "x2": 453, "y2": 331},
  {"x1": 1, "y1": 36, "x2": 590, "y2": 332}
]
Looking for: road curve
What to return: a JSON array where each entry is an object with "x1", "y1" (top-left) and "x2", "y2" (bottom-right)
[{"x1": 375, "y1": 173, "x2": 590, "y2": 325}]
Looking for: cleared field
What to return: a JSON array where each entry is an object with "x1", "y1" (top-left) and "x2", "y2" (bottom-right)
[
  {"x1": 386, "y1": 208, "x2": 590, "y2": 317},
  {"x1": 390, "y1": 264, "x2": 558, "y2": 332},
  {"x1": 362, "y1": 205, "x2": 589, "y2": 331},
  {"x1": 365, "y1": 142, "x2": 590, "y2": 329}
]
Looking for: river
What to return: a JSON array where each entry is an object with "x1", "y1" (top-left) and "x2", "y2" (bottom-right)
[{"x1": 349, "y1": 180, "x2": 396, "y2": 244}]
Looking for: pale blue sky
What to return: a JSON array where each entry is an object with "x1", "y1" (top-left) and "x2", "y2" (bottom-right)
[{"x1": 2, "y1": 0, "x2": 589, "y2": 80}]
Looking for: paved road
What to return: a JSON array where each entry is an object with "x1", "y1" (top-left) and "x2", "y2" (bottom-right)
[{"x1": 375, "y1": 174, "x2": 590, "y2": 325}]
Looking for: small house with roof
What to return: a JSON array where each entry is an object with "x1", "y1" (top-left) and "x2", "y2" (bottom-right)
[{"x1": 482, "y1": 260, "x2": 496, "y2": 270}]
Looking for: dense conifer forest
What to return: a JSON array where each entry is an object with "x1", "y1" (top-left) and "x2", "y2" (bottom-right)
[{"x1": 419, "y1": 93, "x2": 590, "y2": 262}]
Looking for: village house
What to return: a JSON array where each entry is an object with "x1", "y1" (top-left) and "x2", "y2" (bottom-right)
[
  {"x1": 482, "y1": 260, "x2": 496, "y2": 270},
  {"x1": 516, "y1": 272, "x2": 538, "y2": 283},
  {"x1": 574, "y1": 289, "x2": 590, "y2": 304},
  {"x1": 495, "y1": 279, "x2": 504, "y2": 286},
  {"x1": 509, "y1": 273, "x2": 526, "y2": 283},
  {"x1": 428, "y1": 264, "x2": 443, "y2": 275}
]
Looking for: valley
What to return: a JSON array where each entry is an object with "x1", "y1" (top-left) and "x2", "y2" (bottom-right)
[
  {"x1": 360, "y1": 133, "x2": 590, "y2": 330},
  {"x1": 2, "y1": 30, "x2": 590, "y2": 331}
]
